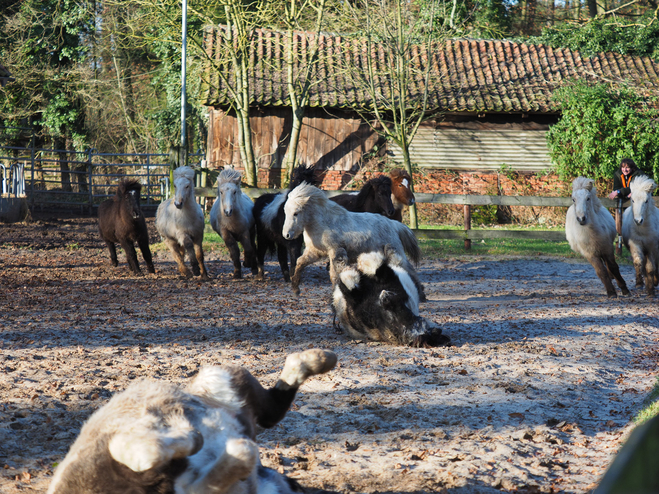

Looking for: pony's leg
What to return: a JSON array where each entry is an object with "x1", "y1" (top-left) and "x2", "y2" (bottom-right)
[
  {"x1": 239, "y1": 230, "x2": 258, "y2": 277},
  {"x1": 224, "y1": 234, "x2": 243, "y2": 279},
  {"x1": 290, "y1": 249, "x2": 323, "y2": 296},
  {"x1": 165, "y1": 238, "x2": 192, "y2": 278},
  {"x1": 193, "y1": 241, "x2": 209, "y2": 280},
  {"x1": 254, "y1": 232, "x2": 268, "y2": 281},
  {"x1": 180, "y1": 236, "x2": 201, "y2": 277},
  {"x1": 288, "y1": 239, "x2": 303, "y2": 278},
  {"x1": 603, "y1": 253, "x2": 630, "y2": 296},
  {"x1": 643, "y1": 254, "x2": 656, "y2": 296},
  {"x1": 137, "y1": 235, "x2": 155, "y2": 274},
  {"x1": 628, "y1": 243, "x2": 645, "y2": 288},
  {"x1": 277, "y1": 244, "x2": 291, "y2": 282},
  {"x1": 588, "y1": 255, "x2": 619, "y2": 297},
  {"x1": 120, "y1": 240, "x2": 141, "y2": 274},
  {"x1": 105, "y1": 241, "x2": 119, "y2": 267},
  {"x1": 224, "y1": 349, "x2": 337, "y2": 436}
]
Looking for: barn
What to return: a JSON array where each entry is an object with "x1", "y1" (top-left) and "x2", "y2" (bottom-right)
[{"x1": 201, "y1": 27, "x2": 659, "y2": 190}]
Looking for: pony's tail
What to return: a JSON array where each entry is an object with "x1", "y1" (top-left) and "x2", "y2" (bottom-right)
[{"x1": 397, "y1": 223, "x2": 421, "y2": 265}]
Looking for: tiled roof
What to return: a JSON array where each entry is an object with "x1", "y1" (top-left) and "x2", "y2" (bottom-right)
[{"x1": 202, "y1": 27, "x2": 659, "y2": 113}]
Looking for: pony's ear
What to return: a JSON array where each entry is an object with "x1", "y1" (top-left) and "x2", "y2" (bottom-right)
[{"x1": 583, "y1": 179, "x2": 595, "y2": 191}]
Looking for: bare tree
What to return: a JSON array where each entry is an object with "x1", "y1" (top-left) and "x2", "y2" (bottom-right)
[
  {"x1": 342, "y1": 0, "x2": 444, "y2": 228},
  {"x1": 281, "y1": 0, "x2": 328, "y2": 186}
]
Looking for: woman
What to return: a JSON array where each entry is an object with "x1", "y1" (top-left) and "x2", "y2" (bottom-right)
[{"x1": 608, "y1": 158, "x2": 643, "y2": 200}]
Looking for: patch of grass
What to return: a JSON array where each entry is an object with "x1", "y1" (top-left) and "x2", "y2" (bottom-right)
[
  {"x1": 635, "y1": 377, "x2": 659, "y2": 426},
  {"x1": 150, "y1": 224, "x2": 229, "y2": 257}
]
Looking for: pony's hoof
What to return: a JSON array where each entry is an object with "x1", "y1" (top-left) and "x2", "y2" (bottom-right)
[
  {"x1": 621, "y1": 289, "x2": 631, "y2": 296},
  {"x1": 233, "y1": 272, "x2": 243, "y2": 280},
  {"x1": 607, "y1": 292, "x2": 618, "y2": 298}
]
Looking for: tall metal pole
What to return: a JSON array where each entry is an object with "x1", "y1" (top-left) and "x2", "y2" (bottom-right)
[{"x1": 180, "y1": 0, "x2": 188, "y2": 167}]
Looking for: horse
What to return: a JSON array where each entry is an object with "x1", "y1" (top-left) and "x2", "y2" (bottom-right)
[
  {"x1": 252, "y1": 165, "x2": 316, "y2": 281},
  {"x1": 622, "y1": 175, "x2": 659, "y2": 295},
  {"x1": 47, "y1": 348, "x2": 337, "y2": 494},
  {"x1": 97, "y1": 179, "x2": 155, "y2": 275},
  {"x1": 210, "y1": 168, "x2": 257, "y2": 279},
  {"x1": 389, "y1": 168, "x2": 416, "y2": 222},
  {"x1": 565, "y1": 177, "x2": 629, "y2": 297},
  {"x1": 332, "y1": 247, "x2": 448, "y2": 347},
  {"x1": 156, "y1": 166, "x2": 209, "y2": 279},
  {"x1": 282, "y1": 181, "x2": 424, "y2": 297},
  {"x1": 329, "y1": 175, "x2": 395, "y2": 217}
]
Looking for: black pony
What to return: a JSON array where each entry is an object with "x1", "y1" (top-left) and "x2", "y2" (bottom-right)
[
  {"x1": 252, "y1": 165, "x2": 317, "y2": 281},
  {"x1": 329, "y1": 175, "x2": 395, "y2": 217},
  {"x1": 98, "y1": 179, "x2": 155, "y2": 274}
]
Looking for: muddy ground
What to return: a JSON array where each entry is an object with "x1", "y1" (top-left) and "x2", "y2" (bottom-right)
[{"x1": 0, "y1": 215, "x2": 658, "y2": 493}]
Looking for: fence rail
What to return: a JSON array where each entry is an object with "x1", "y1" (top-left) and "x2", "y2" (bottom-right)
[{"x1": 197, "y1": 186, "x2": 658, "y2": 250}]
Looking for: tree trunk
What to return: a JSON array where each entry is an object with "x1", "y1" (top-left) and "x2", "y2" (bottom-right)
[{"x1": 400, "y1": 146, "x2": 418, "y2": 229}]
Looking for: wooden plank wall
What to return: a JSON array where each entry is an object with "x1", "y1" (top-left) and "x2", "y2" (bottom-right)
[{"x1": 206, "y1": 107, "x2": 381, "y2": 172}]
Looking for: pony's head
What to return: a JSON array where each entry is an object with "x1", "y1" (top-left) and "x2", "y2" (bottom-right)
[
  {"x1": 117, "y1": 179, "x2": 142, "y2": 219},
  {"x1": 390, "y1": 169, "x2": 415, "y2": 207},
  {"x1": 217, "y1": 168, "x2": 243, "y2": 217},
  {"x1": 282, "y1": 182, "x2": 323, "y2": 240},
  {"x1": 629, "y1": 175, "x2": 657, "y2": 226},
  {"x1": 571, "y1": 177, "x2": 598, "y2": 226},
  {"x1": 359, "y1": 176, "x2": 395, "y2": 217},
  {"x1": 173, "y1": 166, "x2": 195, "y2": 209}
]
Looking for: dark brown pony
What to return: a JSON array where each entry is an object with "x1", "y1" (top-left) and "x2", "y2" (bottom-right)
[
  {"x1": 389, "y1": 169, "x2": 416, "y2": 222},
  {"x1": 330, "y1": 175, "x2": 395, "y2": 217},
  {"x1": 98, "y1": 179, "x2": 155, "y2": 274}
]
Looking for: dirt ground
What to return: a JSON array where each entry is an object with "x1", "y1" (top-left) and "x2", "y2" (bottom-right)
[{"x1": 1, "y1": 214, "x2": 658, "y2": 494}]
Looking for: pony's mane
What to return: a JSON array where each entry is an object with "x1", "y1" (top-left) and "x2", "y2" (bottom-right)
[
  {"x1": 630, "y1": 175, "x2": 657, "y2": 195},
  {"x1": 572, "y1": 176, "x2": 595, "y2": 193},
  {"x1": 117, "y1": 179, "x2": 141, "y2": 195},
  {"x1": 390, "y1": 169, "x2": 411, "y2": 181},
  {"x1": 290, "y1": 164, "x2": 317, "y2": 190},
  {"x1": 218, "y1": 168, "x2": 242, "y2": 187},
  {"x1": 287, "y1": 181, "x2": 326, "y2": 209},
  {"x1": 363, "y1": 176, "x2": 392, "y2": 190},
  {"x1": 174, "y1": 166, "x2": 195, "y2": 182}
]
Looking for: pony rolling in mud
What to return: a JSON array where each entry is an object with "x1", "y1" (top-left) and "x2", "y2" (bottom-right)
[
  {"x1": 565, "y1": 177, "x2": 629, "y2": 297},
  {"x1": 330, "y1": 175, "x2": 396, "y2": 217},
  {"x1": 210, "y1": 168, "x2": 257, "y2": 279},
  {"x1": 282, "y1": 182, "x2": 424, "y2": 297},
  {"x1": 389, "y1": 168, "x2": 416, "y2": 222},
  {"x1": 332, "y1": 247, "x2": 448, "y2": 347},
  {"x1": 156, "y1": 166, "x2": 209, "y2": 279},
  {"x1": 98, "y1": 179, "x2": 155, "y2": 275},
  {"x1": 47, "y1": 348, "x2": 337, "y2": 494},
  {"x1": 622, "y1": 175, "x2": 659, "y2": 296}
]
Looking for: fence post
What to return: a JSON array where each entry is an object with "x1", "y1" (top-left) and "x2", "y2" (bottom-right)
[
  {"x1": 464, "y1": 204, "x2": 471, "y2": 251},
  {"x1": 615, "y1": 198, "x2": 623, "y2": 255},
  {"x1": 29, "y1": 133, "x2": 35, "y2": 209},
  {"x1": 87, "y1": 149, "x2": 94, "y2": 215}
]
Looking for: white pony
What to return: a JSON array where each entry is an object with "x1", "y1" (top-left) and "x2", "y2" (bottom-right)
[
  {"x1": 282, "y1": 181, "x2": 423, "y2": 297},
  {"x1": 622, "y1": 175, "x2": 659, "y2": 295},
  {"x1": 565, "y1": 177, "x2": 629, "y2": 297},
  {"x1": 210, "y1": 168, "x2": 257, "y2": 279},
  {"x1": 156, "y1": 166, "x2": 209, "y2": 279}
]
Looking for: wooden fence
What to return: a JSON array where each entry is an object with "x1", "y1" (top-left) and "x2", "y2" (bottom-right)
[{"x1": 196, "y1": 186, "x2": 659, "y2": 251}]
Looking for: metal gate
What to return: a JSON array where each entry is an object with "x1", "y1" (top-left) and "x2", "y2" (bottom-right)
[{"x1": 0, "y1": 140, "x2": 203, "y2": 214}]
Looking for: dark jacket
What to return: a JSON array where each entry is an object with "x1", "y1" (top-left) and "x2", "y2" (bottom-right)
[{"x1": 612, "y1": 168, "x2": 644, "y2": 199}]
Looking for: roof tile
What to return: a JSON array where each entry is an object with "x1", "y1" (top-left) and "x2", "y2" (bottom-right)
[{"x1": 201, "y1": 27, "x2": 659, "y2": 113}]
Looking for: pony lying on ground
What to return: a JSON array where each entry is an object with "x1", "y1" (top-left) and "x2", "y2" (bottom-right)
[
  {"x1": 210, "y1": 168, "x2": 257, "y2": 279},
  {"x1": 622, "y1": 175, "x2": 659, "y2": 296},
  {"x1": 332, "y1": 247, "x2": 448, "y2": 347},
  {"x1": 566, "y1": 177, "x2": 629, "y2": 297},
  {"x1": 156, "y1": 166, "x2": 209, "y2": 279},
  {"x1": 282, "y1": 182, "x2": 424, "y2": 298},
  {"x1": 47, "y1": 348, "x2": 337, "y2": 494},
  {"x1": 252, "y1": 165, "x2": 316, "y2": 281},
  {"x1": 98, "y1": 179, "x2": 155, "y2": 274},
  {"x1": 329, "y1": 175, "x2": 395, "y2": 217},
  {"x1": 389, "y1": 169, "x2": 415, "y2": 222}
]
